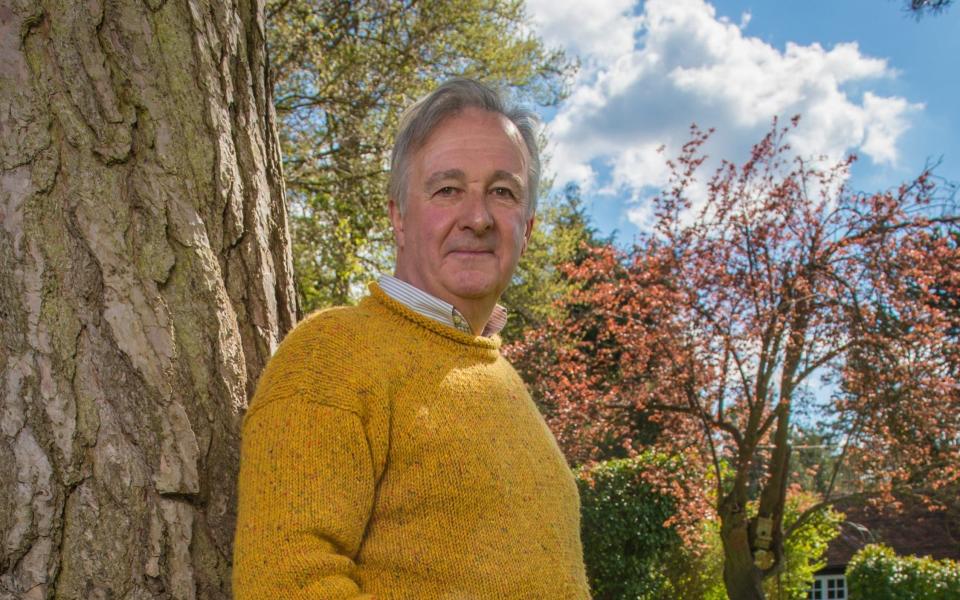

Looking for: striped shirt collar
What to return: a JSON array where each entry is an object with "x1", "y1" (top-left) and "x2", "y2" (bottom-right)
[{"x1": 377, "y1": 275, "x2": 508, "y2": 337}]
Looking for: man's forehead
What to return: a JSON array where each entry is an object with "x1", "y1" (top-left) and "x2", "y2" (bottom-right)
[{"x1": 422, "y1": 108, "x2": 525, "y2": 150}]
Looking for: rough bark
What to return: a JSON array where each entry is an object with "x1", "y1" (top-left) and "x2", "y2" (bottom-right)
[
  {"x1": 718, "y1": 456, "x2": 768, "y2": 600},
  {"x1": 0, "y1": 0, "x2": 296, "y2": 597},
  {"x1": 719, "y1": 492, "x2": 766, "y2": 600}
]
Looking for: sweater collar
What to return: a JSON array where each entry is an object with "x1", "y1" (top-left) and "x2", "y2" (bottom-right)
[
  {"x1": 367, "y1": 282, "x2": 502, "y2": 352},
  {"x1": 377, "y1": 275, "x2": 508, "y2": 337}
]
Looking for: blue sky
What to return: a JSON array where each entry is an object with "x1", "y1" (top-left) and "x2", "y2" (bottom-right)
[{"x1": 525, "y1": 0, "x2": 960, "y2": 242}]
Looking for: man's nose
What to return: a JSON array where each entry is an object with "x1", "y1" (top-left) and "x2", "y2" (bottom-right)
[{"x1": 459, "y1": 188, "x2": 494, "y2": 233}]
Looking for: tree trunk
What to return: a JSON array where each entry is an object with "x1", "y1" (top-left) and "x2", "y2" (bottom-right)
[
  {"x1": 719, "y1": 485, "x2": 767, "y2": 599},
  {"x1": 0, "y1": 0, "x2": 296, "y2": 597}
]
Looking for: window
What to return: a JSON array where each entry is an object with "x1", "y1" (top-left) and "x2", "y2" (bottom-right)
[{"x1": 808, "y1": 575, "x2": 846, "y2": 600}]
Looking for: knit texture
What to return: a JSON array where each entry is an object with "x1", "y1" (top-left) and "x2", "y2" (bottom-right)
[{"x1": 232, "y1": 283, "x2": 590, "y2": 599}]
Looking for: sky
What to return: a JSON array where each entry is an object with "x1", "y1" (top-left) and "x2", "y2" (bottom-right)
[{"x1": 524, "y1": 0, "x2": 960, "y2": 243}]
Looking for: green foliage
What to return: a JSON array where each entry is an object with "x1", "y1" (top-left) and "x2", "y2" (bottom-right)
[
  {"x1": 577, "y1": 452, "x2": 841, "y2": 600},
  {"x1": 660, "y1": 520, "x2": 729, "y2": 600},
  {"x1": 267, "y1": 0, "x2": 575, "y2": 311},
  {"x1": 577, "y1": 453, "x2": 686, "y2": 600},
  {"x1": 847, "y1": 544, "x2": 960, "y2": 600},
  {"x1": 578, "y1": 453, "x2": 730, "y2": 599},
  {"x1": 668, "y1": 493, "x2": 842, "y2": 600},
  {"x1": 499, "y1": 184, "x2": 602, "y2": 343},
  {"x1": 763, "y1": 494, "x2": 844, "y2": 600}
]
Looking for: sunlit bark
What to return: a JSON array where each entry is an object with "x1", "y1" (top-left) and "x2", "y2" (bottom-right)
[{"x1": 0, "y1": 0, "x2": 295, "y2": 597}]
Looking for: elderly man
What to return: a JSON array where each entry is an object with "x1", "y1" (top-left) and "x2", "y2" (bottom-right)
[{"x1": 232, "y1": 79, "x2": 590, "y2": 599}]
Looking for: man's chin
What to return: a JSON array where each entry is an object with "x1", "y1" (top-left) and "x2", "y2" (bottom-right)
[{"x1": 442, "y1": 276, "x2": 501, "y2": 302}]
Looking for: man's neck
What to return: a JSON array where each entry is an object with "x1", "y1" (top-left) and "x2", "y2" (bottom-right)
[
  {"x1": 381, "y1": 275, "x2": 506, "y2": 337},
  {"x1": 455, "y1": 303, "x2": 494, "y2": 336},
  {"x1": 410, "y1": 278, "x2": 494, "y2": 334}
]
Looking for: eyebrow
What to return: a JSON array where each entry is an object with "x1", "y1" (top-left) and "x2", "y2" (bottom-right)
[
  {"x1": 423, "y1": 169, "x2": 465, "y2": 192},
  {"x1": 422, "y1": 169, "x2": 526, "y2": 194},
  {"x1": 491, "y1": 170, "x2": 525, "y2": 193}
]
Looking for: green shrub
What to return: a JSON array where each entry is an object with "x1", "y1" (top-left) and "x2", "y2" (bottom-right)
[
  {"x1": 577, "y1": 453, "x2": 684, "y2": 600},
  {"x1": 847, "y1": 544, "x2": 960, "y2": 600},
  {"x1": 578, "y1": 455, "x2": 842, "y2": 600},
  {"x1": 764, "y1": 494, "x2": 844, "y2": 600},
  {"x1": 660, "y1": 519, "x2": 728, "y2": 600}
]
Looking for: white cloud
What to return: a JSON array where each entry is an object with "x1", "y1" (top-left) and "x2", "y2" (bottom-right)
[
  {"x1": 523, "y1": 0, "x2": 640, "y2": 64},
  {"x1": 626, "y1": 202, "x2": 657, "y2": 231},
  {"x1": 525, "y1": 0, "x2": 922, "y2": 230},
  {"x1": 861, "y1": 93, "x2": 919, "y2": 164}
]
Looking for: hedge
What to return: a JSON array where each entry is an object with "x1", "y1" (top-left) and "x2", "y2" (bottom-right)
[
  {"x1": 847, "y1": 544, "x2": 960, "y2": 600},
  {"x1": 577, "y1": 454, "x2": 683, "y2": 600}
]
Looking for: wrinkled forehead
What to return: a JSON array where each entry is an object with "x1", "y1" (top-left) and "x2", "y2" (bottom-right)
[{"x1": 417, "y1": 108, "x2": 529, "y2": 163}]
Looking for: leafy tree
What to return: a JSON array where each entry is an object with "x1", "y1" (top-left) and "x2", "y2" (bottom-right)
[
  {"x1": 669, "y1": 492, "x2": 842, "y2": 600},
  {"x1": 905, "y1": 0, "x2": 954, "y2": 17},
  {"x1": 784, "y1": 425, "x2": 857, "y2": 499},
  {"x1": 509, "y1": 120, "x2": 960, "y2": 599},
  {"x1": 267, "y1": 0, "x2": 574, "y2": 311},
  {"x1": 578, "y1": 457, "x2": 840, "y2": 600},
  {"x1": 506, "y1": 240, "x2": 689, "y2": 464},
  {"x1": 762, "y1": 493, "x2": 843, "y2": 600},
  {"x1": 499, "y1": 183, "x2": 604, "y2": 343},
  {"x1": 928, "y1": 230, "x2": 960, "y2": 377}
]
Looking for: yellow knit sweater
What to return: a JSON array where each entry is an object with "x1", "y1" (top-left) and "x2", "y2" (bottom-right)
[{"x1": 232, "y1": 283, "x2": 590, "y2": 599}]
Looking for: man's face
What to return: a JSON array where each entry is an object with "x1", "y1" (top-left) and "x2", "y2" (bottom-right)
[{"x1": 390, "y1": 108, "x2": 535, "y2": 312}]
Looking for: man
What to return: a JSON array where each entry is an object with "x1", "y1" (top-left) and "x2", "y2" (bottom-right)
[{"x1": 232, "y1": 79, "x2": 590, "y2": 599}]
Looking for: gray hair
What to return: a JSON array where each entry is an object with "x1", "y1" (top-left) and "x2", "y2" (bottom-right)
[{"x1": 388, "y1": 78, "x2": 541, "y2": 216}]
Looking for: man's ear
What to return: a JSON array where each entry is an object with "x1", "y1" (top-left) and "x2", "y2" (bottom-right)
[
  {"x1": 521, "y1": 211, "x2": 536, "y2": 255},
  {"x1": 388, "y1": 197, "x2": 404, "y2": 250}
]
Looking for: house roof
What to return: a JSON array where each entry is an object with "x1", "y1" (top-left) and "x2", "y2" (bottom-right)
[{"x1": 820, "y1": 499, "x2": 960, "y2": 570}]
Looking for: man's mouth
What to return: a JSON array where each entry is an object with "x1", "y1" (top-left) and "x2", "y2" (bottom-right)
[{"x1": 448, "y1": 248, "x2": 494, "y2": 255}]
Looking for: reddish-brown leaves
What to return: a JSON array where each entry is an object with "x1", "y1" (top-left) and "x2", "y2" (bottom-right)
[{"x1": 508, "y1": 119, "x2": 959, "y2": 545}]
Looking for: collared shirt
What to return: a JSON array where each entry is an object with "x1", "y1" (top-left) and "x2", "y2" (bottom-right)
[{"x1": 377, "y1": 275, "x2": 508, "y2": 337}]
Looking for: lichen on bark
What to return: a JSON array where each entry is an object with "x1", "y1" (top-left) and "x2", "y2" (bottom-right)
[{"x1": 0, "y1": 0, "x2": 295, "y2": 597}]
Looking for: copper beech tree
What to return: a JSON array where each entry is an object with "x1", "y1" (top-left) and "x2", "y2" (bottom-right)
[{"x1": 507, "y1": 121, "x2": 960, "y2": 600}]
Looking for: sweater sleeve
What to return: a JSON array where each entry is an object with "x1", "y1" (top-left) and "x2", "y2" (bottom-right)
[{"x1": 232, "y1": 398, "x2": 376, "y2": 599}]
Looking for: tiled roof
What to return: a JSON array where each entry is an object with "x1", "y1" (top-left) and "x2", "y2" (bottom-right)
[{"x1": 820, "y1": 499, "x2": 960, "y2": 570}]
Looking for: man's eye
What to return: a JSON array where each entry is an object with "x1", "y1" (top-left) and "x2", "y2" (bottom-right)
[
  {"x1": 435, "y1": 186, "x2": 458, "y2": 197},
  {"x1": 491, "y1": 187, "x2": 516, "y2": 198}
]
